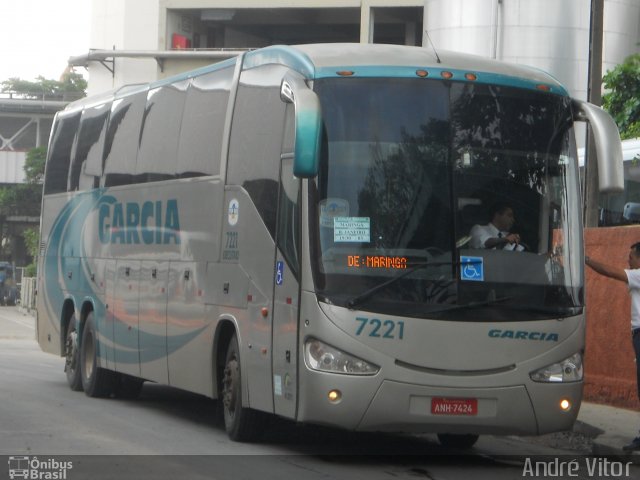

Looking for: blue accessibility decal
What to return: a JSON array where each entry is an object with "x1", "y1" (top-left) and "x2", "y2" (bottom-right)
[
  {"x1": 460, "y1": 256, "x2": 484, "y2": 282},
  {"x1": 276, "y1": 261, "x2": 284, "y2": 286}
]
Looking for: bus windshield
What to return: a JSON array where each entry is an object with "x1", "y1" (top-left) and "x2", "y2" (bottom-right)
[{"x1": 311, "y1": 78, "x2": 582, "y2": 321}]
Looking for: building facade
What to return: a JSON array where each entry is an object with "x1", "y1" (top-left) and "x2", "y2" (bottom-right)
[
  {"x1": 77, "y1": 0, "x2": 424, "y2": 95},
  {"x1": 423, "y1": 0, "x2": 640, "y2": 103},
  {"x1": 74, "y1": 0, "x2": 639, "y2": 100},
  {"x1": 0, "y1": 95, "x2": 69, "y2": 266}
]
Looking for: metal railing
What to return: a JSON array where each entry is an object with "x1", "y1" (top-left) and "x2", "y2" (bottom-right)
[
  {"x1": 0, "y1": 90, "x2": 85, "y2": 102},
  {"x1": 19, "y1": 276, "x2": 36, "y2": 311}
]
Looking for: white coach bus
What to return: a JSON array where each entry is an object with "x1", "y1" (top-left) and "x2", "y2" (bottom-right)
[{"x1": 36, "y1": 43, "x2": 623, "y2": 447}]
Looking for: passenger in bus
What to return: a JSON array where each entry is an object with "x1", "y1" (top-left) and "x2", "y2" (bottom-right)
[
  {"x1": 585, "y1": 244, "x2": 640, "y2": 451},
  {"x1": 469, "y1": 202, "x2": 524, "y2": 251}
]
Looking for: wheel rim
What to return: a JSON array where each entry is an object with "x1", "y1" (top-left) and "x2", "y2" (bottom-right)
[
  {"x1": 222, "y1": 357, "x2": 239, "y2": 421},
  {"x1": 83, "y1": 330, "x2": 95, "y2": 379},
  {"x1": 65, "y1": 329, "x2": 78, "y2": 373}
]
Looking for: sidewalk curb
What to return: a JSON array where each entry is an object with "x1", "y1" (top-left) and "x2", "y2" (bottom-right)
[
  {"x1": 592, "y1": 436, "x2": 640, "y2": 464},
  {"x1": 577, "y1": 402, "x2": 640, "y2": 463}
]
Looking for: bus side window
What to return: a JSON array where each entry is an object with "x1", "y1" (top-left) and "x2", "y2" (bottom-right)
[
  {"x1": 277, "y1": 105, "x2": 300, "y2": 277},
  {"x1": 68, "y1": 102, "x2": 111, "y2": 191},
  {"x1": 44, "y1": 112, "x2": 81, "y2": 195},
  {"x1": 103, "y1": 90, "x2": 147, "y2": 187},
  {"x1": 177, "y1": 66, "x2": 233, "y2": 177},
  {"x1": 137, "y1": 83, "x2": 187, "y2": 182},
  {"x1": 227, "y1": 72, "x2": 287, "y2": 238}
]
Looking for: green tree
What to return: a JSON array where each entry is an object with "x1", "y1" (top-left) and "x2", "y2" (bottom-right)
[
  {"x1": 21, "y1": 146, "x2": 47, "y2": 273},
  {"x1": 0, "y1": 146, "x2": 46, "y2": 270},
  {"x1": 1, "y1": 71, "x2": 86, "y2": 100},
  {"x1": 602, "y1": 53, "x2": 640, "y2": 140},
  {"x1": 23, "y1": 228, "x2": 39, "y2": 277},
  {"x1": 0, "y1": 146, "x2": 46, "y2": 218},
  {"x1": 24, "y1": 146, "x2": 47, "y2": 184}
]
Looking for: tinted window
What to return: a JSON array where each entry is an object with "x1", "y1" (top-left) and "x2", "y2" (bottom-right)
[
  {"x1": 137, "y1": 83, "x2": 188, "y2": 181},
  {"x1": 277, "y1": 107, "x2": 299, "y2": 276},
  {"x1": 44, "y1": 112, "x2": 80, "y2": 195},
  {"x1": 311, "y1": 78, "x2": 580, "y2": 322},
  {"x1": 228, "y1": 84, "x2": 286, "y2": 238},
  {"x1": 103, "y1": 90, "x2": 147, "y2": 186},
  {"x1": 177, "y1": 67, "x2": 233, "y2": 177},
  {"x1": 68, "y1": 102, "x2": 110, "y2": 191}
]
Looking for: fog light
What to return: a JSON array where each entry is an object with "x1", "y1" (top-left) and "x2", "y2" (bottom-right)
[
  {"x1": 328, "y1": 389, "x2": 342, "y2": 403},
  {"x1": 560, "y1": 398, "x2": 571, "y2": 411}
]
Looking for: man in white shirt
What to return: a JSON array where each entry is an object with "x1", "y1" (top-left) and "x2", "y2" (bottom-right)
[
  {"x1": 586, "y1": 242, "x2": 640, "y2": 451},
  {"x1": 469, "y1": 202, "x2": 524, "y2": 251}
]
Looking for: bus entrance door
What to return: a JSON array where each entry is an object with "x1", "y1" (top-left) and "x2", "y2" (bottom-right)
[{"x1": 271, "y1": 153, "x2": 300, "y2": 419}]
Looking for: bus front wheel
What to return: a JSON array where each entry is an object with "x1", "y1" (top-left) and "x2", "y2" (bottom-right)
[{"x1": 221, "y1": 333, "x2": 266, "y2": 442}]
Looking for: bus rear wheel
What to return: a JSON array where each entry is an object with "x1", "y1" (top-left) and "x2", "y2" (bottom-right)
[
  {"x1": 221, "y1": 333, "x2": 266, "y2": 442},
  {"x1": 64, "y1": 315, "x2": 82, "y2": 391},
  {"x1": 80, "y1": 312, "x2": 115, "y2": 398},
  {"x1": 437, "y1": 433, "x2": 479, "y2": 449}
]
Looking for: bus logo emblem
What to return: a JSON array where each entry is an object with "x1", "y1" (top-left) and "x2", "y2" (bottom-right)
[
  {"x1": 8, "y1": 456, "x2": 29, "y2": 479},
  {"x1": 228, "y1": 199, "x2": 239, "y2": 226}
]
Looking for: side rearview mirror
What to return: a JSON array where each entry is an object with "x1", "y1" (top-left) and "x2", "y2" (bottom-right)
[
  {"x1": 572, "y1": 99, "x2": 624, "y2": 193},
  {"x1": 281, "y1": 73, "x2": 322, "y2": 178}
]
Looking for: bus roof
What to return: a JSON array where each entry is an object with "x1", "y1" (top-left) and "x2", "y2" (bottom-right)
[
  {"x1": 245, "y1": 43, "x2": 568, "y2": 94},
  {"x1": 62, "y1": 43, "x2": 569, "y2": 116}
]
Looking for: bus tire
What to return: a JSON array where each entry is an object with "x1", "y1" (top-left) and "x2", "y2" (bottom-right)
[
  {"x1": 80, "y1": 312, "x2": 115, "y2": 398},
  {"x1": 221, "y1": 333, "x2": 266, "y2": 442},
  {"x1": 64, "y1": 315, "x2": 83, "y2": 391},
  {"x1": 437, "y1": 433, "x2": 479, "y2": 449}
]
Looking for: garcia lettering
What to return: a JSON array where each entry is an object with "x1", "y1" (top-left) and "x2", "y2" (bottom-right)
[
  {"x1": 99, "y1": 198, "x2": 180, "y2": 245},
  {"x1": 488, "y1": 329, "x2": 559, "y2": 342}
]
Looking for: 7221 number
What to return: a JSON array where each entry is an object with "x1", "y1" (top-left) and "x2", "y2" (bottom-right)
[{"x1": 355, "y1": 317, "x2": 404, "y2": 340}]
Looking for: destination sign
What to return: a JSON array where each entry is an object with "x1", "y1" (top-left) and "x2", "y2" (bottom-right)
[{"x1": 347, "y1": 255, "x2": 408, "y2": 269}]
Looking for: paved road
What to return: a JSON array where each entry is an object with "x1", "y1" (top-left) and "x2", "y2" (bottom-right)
[{"x1": 2, "y1": 307, "x2": 637, "y2": 480}]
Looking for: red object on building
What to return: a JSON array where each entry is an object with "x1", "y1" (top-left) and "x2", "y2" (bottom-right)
[{"x1": 172, "y1": 33, "x2": 191, "y2": 49}]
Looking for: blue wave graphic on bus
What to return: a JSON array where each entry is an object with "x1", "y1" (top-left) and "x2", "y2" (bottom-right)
[{"x1": 43, "y1": 190, "x2": 205, "y2": 365}]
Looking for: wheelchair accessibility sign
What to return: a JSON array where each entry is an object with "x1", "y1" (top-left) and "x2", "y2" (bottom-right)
[{"x1": 460, "y1": 256, "x2": 484, "y2": 282}]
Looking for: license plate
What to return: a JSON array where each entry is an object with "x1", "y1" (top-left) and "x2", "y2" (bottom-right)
[{"x1": 431, "y1": 397, "x2": 478, "y2": 416}]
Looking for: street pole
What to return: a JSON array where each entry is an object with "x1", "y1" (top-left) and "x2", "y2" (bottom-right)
[{"x1": 584, "y1": 0, "x2": 604, "y2": 227}]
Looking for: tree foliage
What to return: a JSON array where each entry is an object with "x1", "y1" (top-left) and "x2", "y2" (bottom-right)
[
  {"x1": 602, "y1": 53, "x2": 640, "y2": 140},
  {"x1": 0, "y1": 146, "x2": 47, "y2": 270},
  {"x1": 1, "y1": 71, "x2": 87, "y2": 100},
  {"x1": 0, "y1": 147, "x2": 47, "y2": 218},
  {"x1": 23, "y1": 228, "x2": 39, "y2": 276},
  {"x1": 24, "y1": 146, "x2": 47, "y2": 184}
]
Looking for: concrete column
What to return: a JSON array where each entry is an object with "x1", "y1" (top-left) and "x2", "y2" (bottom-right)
[
  {"x1": 405, "y1": 21, "x2": 416, "y2": 46},
  {"x1": 360, "y1": 5, "x2": 374, "y2": 43}
]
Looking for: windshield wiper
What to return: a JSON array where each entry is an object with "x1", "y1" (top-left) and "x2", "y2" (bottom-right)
[
  {"x1": 346, "y1": 260, "x2": 457, "y2": 310},
  {"x1": 424, "y1": 296, "x2": 513, "y2": 314},
  {"x1": 426, "y1": 299, "x2": 580, "y2": 316},
  {"x1": 485, "y1": 303, "x2": 582, "y2": 316}
]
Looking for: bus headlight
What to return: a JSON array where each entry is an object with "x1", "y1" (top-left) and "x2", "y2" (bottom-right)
[
  {"x1": 530, "y1": 352, "x2": 583, "y2": 383},
  {"x1": 304, "y1": 338, "x2": 379, "y2": 375}
]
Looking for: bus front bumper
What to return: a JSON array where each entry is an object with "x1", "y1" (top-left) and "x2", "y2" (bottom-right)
[{"x1": 297, "y1": 375, "x2": 582, "y2": 436}]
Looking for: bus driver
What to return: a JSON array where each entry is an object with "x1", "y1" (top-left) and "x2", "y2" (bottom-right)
[{"x1": 469, "y1": 202, "x2": 524, "y2": 251}]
